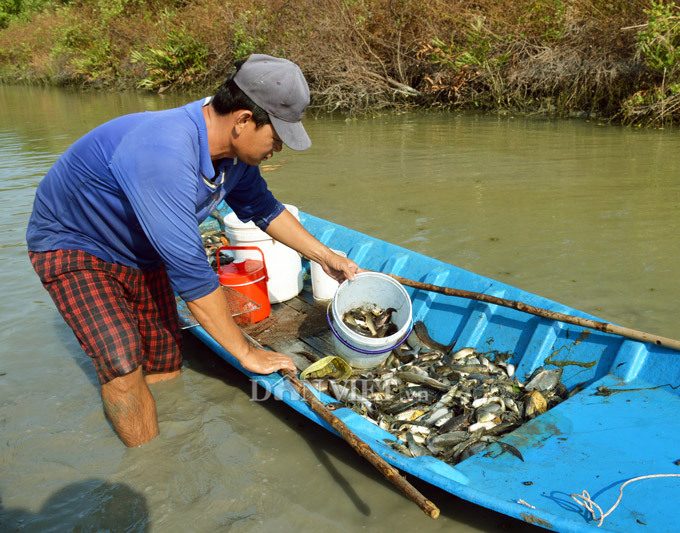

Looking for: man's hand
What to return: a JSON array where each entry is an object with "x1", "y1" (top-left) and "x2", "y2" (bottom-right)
[
  {"x1": 238, "y1": 343, "x2": 296, "y2": 374},
  {"x1": 320, "y1": 249, "x2": 361, "y2": 283},
  {"x1": 187, "y1": 288, "x2": 295, "y2": 375}
]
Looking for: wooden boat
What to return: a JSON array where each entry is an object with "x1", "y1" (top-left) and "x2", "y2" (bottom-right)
[{"x1": 181, "y1": 209, "x2": 680, "y2": 532}]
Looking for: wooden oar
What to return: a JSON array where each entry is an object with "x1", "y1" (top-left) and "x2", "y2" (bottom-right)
[
  {"x1": 280, "y1": 368, "x2": 440, "y2": 519},
  {"x1": 386, "y1": 273, "x2": 680, "y2": 352},
  {"x1": 243, "y1": 334, "x2": 439, "y2": 519}
]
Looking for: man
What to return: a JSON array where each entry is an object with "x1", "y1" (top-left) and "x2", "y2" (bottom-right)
[{"x1": 26, "y1": 54, "x2": 359, "y2": 447}]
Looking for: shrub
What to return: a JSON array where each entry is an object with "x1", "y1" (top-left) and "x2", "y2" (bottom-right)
[
  {"x1": 131, "y1": 29, "x2": 209, "y2": 90},
  {"x1": 637, "y1": 1, "x2": 680, "y2": 74}
]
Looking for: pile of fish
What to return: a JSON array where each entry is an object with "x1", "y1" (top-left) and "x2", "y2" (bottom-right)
[
  {"x1": 313, "y1": 320, "x2": 568, "y2": 466},
  {"x1": 341, "y1": 306, "x2": 398, "y2": 338}
]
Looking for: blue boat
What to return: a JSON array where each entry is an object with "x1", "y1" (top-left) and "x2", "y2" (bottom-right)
[{"x1": 183, "y1": 208, "x2": 680, "y2": 532}]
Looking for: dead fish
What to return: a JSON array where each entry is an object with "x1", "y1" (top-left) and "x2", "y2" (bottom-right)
[
  {"x1": 342, "y1": 313, "x2": 369, "y2": 336},
  {"x1": 394, "y1": 407, "x2": 427, "y2": 422},
  {"x1": 374, "y1": 307, "x2": 397, "y2": 329},
  {"x1": 439, "y1": 413, "x2": 470, "y2": 433},
  {"x1": 433, "y1": 412, "x2": 454, "y2": 428},
  {"x1": 483, "y1": 421, "x2": 520, "y2": 437},
  {"x1": 503, "y1": 397, "x2": 521, "y2": 415},
  {"x1": 472, "y1": 395, "x2": 504, "y2": 409},
  {"x1": 364, "y1": 312, "x2": 378, "y2": 336},
  {"x1": 525, "y1": 367, "x2": 563, "y2": 392},
  {"x1": 376, "y1": 321, "x2": 398, "y2": 338},
  {"x1": 427, "y1": 430, "x2": 470, "y2": 448},
  {"x1": 413, "y1": 321, "x2": 454, "y2": 354},
  {"x1": 329, "y1": 382, "x2": 376, "y2": 416},
  {"x1": 458, "y1": 440, "x2": 490, "y2": 461},
  {"x1": 451, "y1": 434, "x2": 492, "y2": 462},
  {"x1": 406, "y1": 432, "x2": 431, "y2": 457},
  {"x1": 504, "y1": 363, "x2": 516, "y2": 378},
  {"x1": 449, "y1": 364, "x2": 492, "y2": 375},
  {"x1": 451, "y1": 347, "x2": 477, "y2": 361},
  {"x1": 396, "y1": 422, "x2": 431, "y2": 436},
  {"x1": 396, "y1": 371, "x2": 449, "y2": 391},
  {"x1": 475, "y1": 402, "x2": 503, "y2": 423},
  {"x1": 419, "y1": 406, "x2": 451, "y2": 425},
  {"x1": 393, "y1": 345, "x2": 417, "y2": 364},
  {"x1": 468, "y1": 420, "x2": 498, "y2": 432},
  {"x1": 383, "y1": 398, "x2": 422, "y2": 416},
  {"x1": 485, "y1": 441, "x2": 524, "y2": 462},
  {"x1": 499, "y1": 441, "x2": 524, "y2": 461}
]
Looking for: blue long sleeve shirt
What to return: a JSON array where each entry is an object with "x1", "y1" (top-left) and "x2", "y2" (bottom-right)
[{"x1": 26, "y1": 98, "x2": 284, "y2": 301}]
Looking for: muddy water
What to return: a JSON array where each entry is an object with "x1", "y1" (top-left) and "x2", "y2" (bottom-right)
[{"x1": 1, "y1": 85, "x2": 678, "y2": 532}]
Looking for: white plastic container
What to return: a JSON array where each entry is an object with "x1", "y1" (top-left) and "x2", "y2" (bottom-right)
[
  {"x1": 330, "y1": 272, "x2": 413, "y2": 368},
  {"x1": 311, "y1": 250, "x2": 346, "y2": 304},
  {"x1": 223, "y1": 205, "x2": 303, "y2": 304}
]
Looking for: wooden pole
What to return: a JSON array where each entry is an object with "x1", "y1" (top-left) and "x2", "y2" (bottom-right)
[
  {"x1": 280, "y1": 368, "x2": 440, "y2": 519},
  {"x1": 386, "y1": 273, "x2": 680, "y2": 352}
]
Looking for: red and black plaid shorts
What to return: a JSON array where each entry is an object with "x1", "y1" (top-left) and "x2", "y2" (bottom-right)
[{"x1": 29, "y1": 249, "x2": 183, "y2": 384}]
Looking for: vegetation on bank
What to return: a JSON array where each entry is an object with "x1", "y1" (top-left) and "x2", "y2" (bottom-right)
[{"x1": 1, "y1": 0, "x2": 679, "y2": 125}]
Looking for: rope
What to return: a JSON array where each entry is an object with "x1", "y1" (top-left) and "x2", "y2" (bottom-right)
[{"x1": 571, "y1": 474, "x2": 680, "y2": 527}]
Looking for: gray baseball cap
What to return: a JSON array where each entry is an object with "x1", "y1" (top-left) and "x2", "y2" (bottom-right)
[{"x1": 233, "y1": 54, "x2": 311, "y2": 151}]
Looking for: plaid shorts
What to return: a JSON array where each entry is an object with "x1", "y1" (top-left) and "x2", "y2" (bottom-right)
[{"x1": 29, "y1": 249, "x2": 183, "y2": 385}]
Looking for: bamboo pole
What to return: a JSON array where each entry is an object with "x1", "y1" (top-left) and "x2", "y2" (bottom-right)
[
  {"x1": 386, "y1": 273, "x2": 680, "y2": 352},
  {"x1": 281, "y1": 369, "x2": 440, "y2": 519}
]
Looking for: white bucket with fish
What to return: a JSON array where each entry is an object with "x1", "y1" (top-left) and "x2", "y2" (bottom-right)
[
  {"x1": 329, "y1": 272, "x2": 413, "y2": 368},
  {"x1": 223, "y1": 205, "x2": 303, "y2": 304}
]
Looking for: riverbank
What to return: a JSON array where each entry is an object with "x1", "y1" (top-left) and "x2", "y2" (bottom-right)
[{"x1": 1, "y1": 0, "x2": 678, "y2": 125}]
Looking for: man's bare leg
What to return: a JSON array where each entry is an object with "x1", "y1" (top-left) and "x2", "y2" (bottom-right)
[
  {"x1": 144, "y1": 369, "x2": 181, "y2": 385},
  {"x1": 101, "y1": 366, "x2": 158, "y2": 447}
]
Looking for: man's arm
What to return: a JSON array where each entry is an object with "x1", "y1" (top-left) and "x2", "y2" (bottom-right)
[
  {"x1": 186, "y1": 287, "x2": 296, "y2": 374},
  {"x1": 264, "y1": 209, "x2": 360, "y2": 282}
]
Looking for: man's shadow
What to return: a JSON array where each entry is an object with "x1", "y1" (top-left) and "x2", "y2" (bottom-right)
[{"x1": 0, "y1": 480, "x2": 149, "y2": 532}]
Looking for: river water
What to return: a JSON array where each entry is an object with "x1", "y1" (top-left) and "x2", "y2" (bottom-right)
[{"x1": 1, "y1": 85, "x2": 678, "y2": 532}]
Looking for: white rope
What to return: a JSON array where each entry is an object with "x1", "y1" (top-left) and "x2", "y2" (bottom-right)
[{"x1": 571, "y1": 474, "x2": 680, "y2": 527}]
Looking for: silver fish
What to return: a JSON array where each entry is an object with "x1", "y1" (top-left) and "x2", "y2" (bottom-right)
[
  {"x1": 525, "y1": 367, "x2": 563, "y2": 392},
  {"x1": 396, "y1": 371, "x2": 449, "y2": 391}
]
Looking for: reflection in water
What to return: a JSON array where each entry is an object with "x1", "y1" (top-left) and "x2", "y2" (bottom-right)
[{"x1": 1, "y1": 84, "x2": 678, "y2": 532}]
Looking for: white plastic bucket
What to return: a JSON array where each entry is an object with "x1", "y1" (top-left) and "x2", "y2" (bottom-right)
[
  {"x1": 311, "y1": 250, "x2": 346, "y2": 304},
  {"x1": 223, "y1": 204, "x2": 303, "y2": 304},
  {"x1": 330, "y1": 272, "x2": 413, "y2": 368}
]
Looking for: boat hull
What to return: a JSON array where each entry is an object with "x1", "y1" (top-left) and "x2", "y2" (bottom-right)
[{"x1": 185, "y1": 210, "x2": 680, "y2": 532}]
